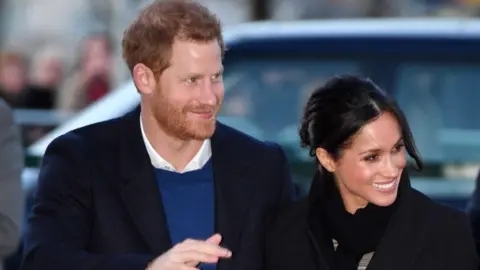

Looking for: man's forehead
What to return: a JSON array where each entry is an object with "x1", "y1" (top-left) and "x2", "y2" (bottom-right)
[{"x1": 169, "y1": 43, "x2": 222, "y2": 70}]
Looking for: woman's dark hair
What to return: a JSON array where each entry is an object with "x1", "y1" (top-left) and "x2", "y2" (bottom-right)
[{"x1": 299, "y1": 74, "x2": 423, "y2": 171}]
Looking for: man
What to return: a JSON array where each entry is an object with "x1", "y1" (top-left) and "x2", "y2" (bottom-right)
[
  {"x1": 22, "y1": 1, "x2": 294, "y2": 270},
  {"x1": 0, "y1": 98, "x2": 24, "y2": 270}
]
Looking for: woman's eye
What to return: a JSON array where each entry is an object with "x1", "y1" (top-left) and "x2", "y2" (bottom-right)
[
  {"x1": 393, "y1": 144, "x2": 405, "y2": 152},
  {"x1": 364, "y1": 155, "x2": 378, "y2": 162}
]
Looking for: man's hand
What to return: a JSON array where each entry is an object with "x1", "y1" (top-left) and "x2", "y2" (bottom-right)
[{"x1": 147, "y1": 234, "x2": 231, "y2": 270}]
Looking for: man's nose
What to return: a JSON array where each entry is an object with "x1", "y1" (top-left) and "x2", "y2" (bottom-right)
[{"x1": 198, "y1": 80, "x2": 217, "y2": 106}]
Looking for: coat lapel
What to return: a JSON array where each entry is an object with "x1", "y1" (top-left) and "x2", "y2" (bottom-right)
[
  {"x1": 306, "y1": 172, "x2": 336, "y2": 270},
  {"x1": 366, "y1": 173, "x2": 420, "y2": 270},
  {"x1": 306, "y1": 227, "x2": 334, "y2": 270},
  {"x1": 117, "y1": 107, "x2": 172, "y2": 254},
  {"x1": 212, "y1": 123, "x2": 252, "y2": 270}
]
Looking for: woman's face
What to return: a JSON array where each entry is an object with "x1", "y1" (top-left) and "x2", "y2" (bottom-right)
[{"x1": 316, "y1": 112, "x2": 406, "y2": 213}]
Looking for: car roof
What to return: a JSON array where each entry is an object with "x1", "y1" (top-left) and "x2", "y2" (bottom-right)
[
  {"x1": 27, "y1": 18, "x2": 480, "y2": 157},
  {"x1": 223, "y1": 18, "x2": 480, "y2": 40}
]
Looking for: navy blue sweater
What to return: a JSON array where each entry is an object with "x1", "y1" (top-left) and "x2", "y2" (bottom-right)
[{"x1": 155, "y1": 158, "x2": 216, "y2": 269}]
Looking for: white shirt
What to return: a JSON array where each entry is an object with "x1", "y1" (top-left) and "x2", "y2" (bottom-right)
[{"x1": 140, "y1": 117, "x2": 212, "y2": 173}]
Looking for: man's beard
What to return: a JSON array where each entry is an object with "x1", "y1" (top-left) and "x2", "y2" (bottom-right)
[{"x1": 153, "y1": 96, "x2": 220, "y2": 141}]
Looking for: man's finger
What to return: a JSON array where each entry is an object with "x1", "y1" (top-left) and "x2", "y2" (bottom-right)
[
  {"x1": 177, "y1": 240, "x2": 231, "y2": 257},
  {"x1": 191, "y1": 242, "x2": 231, "y2": 258},
  {"x1": 173, "y1": 250, "x2": 220, "y2": 264},
  {"x1": 206, "y1": 234, "x2": 222, "y2": 245}
]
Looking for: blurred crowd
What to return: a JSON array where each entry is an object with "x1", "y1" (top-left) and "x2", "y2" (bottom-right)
[{"x1": 0, "y1": 33, "x2": 112, "y2": 112}]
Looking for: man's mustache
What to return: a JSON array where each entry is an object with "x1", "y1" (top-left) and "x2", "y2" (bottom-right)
[{"x1": 184, "y1": 104, "x2": 218, "y2": 114}]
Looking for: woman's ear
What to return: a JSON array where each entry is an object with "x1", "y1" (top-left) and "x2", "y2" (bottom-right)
[{"x1": 315, "y1": 148, "x2": 336, "y2": 172}]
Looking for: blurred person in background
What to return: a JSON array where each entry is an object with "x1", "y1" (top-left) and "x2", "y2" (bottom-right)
[
  {"x1": 266, "y1": 75, "x2": 478, "y2": 270},
  {"x1": 4, "y1": 45, "x2": 66, "y2": 146},
  {"x1": 57, "y1": 33, "x2": 112, "y2": 112},
  {"x1": 0, "y1": 52, "x2": 27, "y2": 107},
  {"x1": 22, "y1": 1, "x2": 294, "y2": 270},
  {"x1": 0, "y1": 98, "x2": 24, "y2": 270},
  {"x1": 21, "y1": 45, "x2": 63, "y2": 110}
]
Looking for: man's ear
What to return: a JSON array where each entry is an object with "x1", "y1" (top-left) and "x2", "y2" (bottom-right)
[
  {"x1": 315, "y1": 148, "x2": 336, "y2": 172},
  {"x1": 132, "y1": 63, "x2": 156, "y2": 94}
]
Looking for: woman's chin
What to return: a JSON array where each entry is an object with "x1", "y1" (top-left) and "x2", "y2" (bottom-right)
[{"x1": 369, "y1": 192, "x2": 398, "y2": 207}]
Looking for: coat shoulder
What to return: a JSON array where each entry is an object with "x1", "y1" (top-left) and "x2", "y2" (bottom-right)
[
  {"x1": 410, "y1": 189, "x2": 475, "y2": 248},
  {"x1": 410, "y1": 190, "x2": 479, "y2": 269},
  {"x1": 411, "y1": 189, "x2": 469, "y2": 230},
  {"x1": 216, "y1": 122, "x2": 283, "y2": 154}
]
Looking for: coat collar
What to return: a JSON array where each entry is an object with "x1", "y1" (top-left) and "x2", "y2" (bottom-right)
[
  {"x1": 365, "y1": 172, "x2": 418, "y2": 270},
  {"x1": 306, "y1": 171, "x2": 419, "y2": 270},
  {"x1": 139, "y1": 115, "x2": 212, "y2": 172}
]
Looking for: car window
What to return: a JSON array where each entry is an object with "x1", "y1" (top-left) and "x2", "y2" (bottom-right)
[
  {"x1": 394, "y1": 63, "x2": 480, "y2": 162},
  {"x1": 219, "y1": 59, "x2": 360, "y2": 142},
  {"x1": 219, "y1": 58, "x2": 480, "y2": 169}
]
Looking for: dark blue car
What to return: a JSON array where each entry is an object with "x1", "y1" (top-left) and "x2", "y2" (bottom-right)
[{"x1": 27, "y1": 17, "x2": 480, "y2": 205}]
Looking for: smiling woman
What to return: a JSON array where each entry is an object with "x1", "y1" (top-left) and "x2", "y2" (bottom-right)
[
  {"x1": 300, "y1": 75, "x2": 422, "y2": 214},
  {"x1": 265, "y1": 75, "x2": 479, "y2": 270}
]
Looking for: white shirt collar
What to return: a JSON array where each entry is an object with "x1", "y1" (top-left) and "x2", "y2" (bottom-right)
[{"x1": 140, "y1": 117, "x2": 212, "y2": 173}]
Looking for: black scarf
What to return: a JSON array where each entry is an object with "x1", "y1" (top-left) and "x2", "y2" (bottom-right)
[{"x1": 308, "y1": 171, "x2": 405, "y2": 270}]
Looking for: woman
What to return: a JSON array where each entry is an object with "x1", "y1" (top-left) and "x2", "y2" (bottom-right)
[{"x1": 265, "y1": 75, "x2": 478, "y2": 270}]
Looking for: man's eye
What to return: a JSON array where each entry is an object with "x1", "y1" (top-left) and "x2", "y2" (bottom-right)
[
  {"x1": 212, "y1": 73, "x2": 222, "y2": 80},
  {"x1": 186, "y1": 77, "x2": 197, "y2": 83}
]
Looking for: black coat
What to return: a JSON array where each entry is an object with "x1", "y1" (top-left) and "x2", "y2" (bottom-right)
[
  {"x1": 266, "y1": 173, "x2": 479, "y2": 270},
  {"x1": 22, "y1": 107, "x2": 294, "y2": 270},
  {"x1": 467, "y1": 170, "x2": 480, "y2": 257}
]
